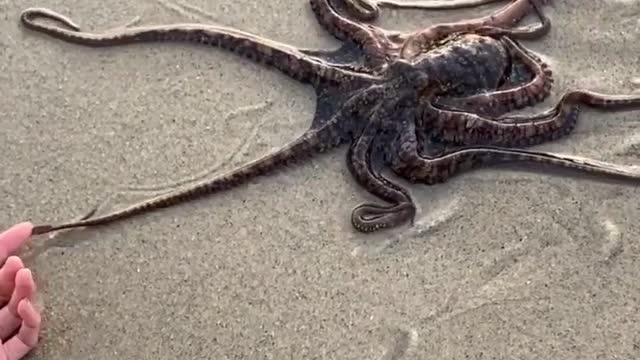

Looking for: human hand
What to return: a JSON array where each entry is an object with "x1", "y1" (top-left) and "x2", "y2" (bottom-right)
[{"x1": 0, "y1": 223, "x2": 41, "y2": 360}]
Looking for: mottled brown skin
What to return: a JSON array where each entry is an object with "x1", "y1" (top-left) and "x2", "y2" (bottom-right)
[
  {"x1": 311, "y1": 0, "x2": 550, "y2": 71},
  {"x1": 347, "y1": 86, "x2": 421, "y2": 232},
  {"x1": 17, "y1": 1, "x2": 640, "y2": 236},
  {"x1": 392, "y1": 91, "x2": 640, "y2": 186},
  {"x1": 432, "y1": 36, "x2": 553, "y2": 117}
]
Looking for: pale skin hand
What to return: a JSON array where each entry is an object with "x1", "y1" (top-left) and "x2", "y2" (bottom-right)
[{"x1": 0, "y1": 223, "x2": 41, "y2": 360}]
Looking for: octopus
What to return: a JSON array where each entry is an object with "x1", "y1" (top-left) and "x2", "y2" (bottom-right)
[{"x1": 18, "y1": 0, "x2": 640, "y2": 236}]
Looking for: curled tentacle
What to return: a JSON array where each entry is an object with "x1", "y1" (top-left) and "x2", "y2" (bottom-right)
[
  {"x1": 351, "y1": 202, "x2": 416, "y2": 232},
  {"x1": 348, "y1": 99, "x2": 417, "y2": 233}
]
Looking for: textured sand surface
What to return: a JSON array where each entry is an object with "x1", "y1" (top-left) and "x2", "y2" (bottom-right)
[{"x1": 2, "y1": 0, "x2": 640, "y2": 359}]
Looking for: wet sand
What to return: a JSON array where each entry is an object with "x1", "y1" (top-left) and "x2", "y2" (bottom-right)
[{"x1": 1, "y1": 0, "x2": 640, "y2": 359}]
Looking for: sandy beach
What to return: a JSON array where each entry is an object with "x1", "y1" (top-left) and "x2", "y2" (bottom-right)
[{"x1": 1, "y1": 0, "x2": 640, "y2": 358}]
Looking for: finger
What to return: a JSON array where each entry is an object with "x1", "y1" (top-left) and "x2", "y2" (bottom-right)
[
  {"x1": 0, "y1": 257, "x2": 24, "y2": 304},
  {"x1": 8, "y1": 270, "x2": 35, "y2": 314},
  {"x1": 3, "y1": 299, "x2": 41, "y2": 360},
  {"x1": 0, "y1": 223, "x2": 33, "y2": 264},
  {"x1": 0, "y1": 270, "x2": 35, "y2": 341}
]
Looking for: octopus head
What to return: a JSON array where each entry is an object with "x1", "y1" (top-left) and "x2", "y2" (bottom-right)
[{"x1": 387, "y1": 59, "x2": 435, "y2": 100}]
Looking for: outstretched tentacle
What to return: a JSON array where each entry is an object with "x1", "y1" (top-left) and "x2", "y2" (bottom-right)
[
  {"x1": 31, "y1": 133, "x2": 327, "y2": 235},
  {"x1": 335, "y1": 0, "x2": 507, "y2": 22},
  {"x1": 30, "y1": 85, "x2": 386, "y2": 235},
  {"x1": 347, "y1": 102, "x2": 416, "y2": 233},
  {"x1": 392, "y1": 117, "x2": 640, "y2": 186},
  {"x1": 20, "y1": 7, "x2": 378, "y2": 87},
  {"x1": 423, "y1": 89, "x2": 640, "y2": 148}
]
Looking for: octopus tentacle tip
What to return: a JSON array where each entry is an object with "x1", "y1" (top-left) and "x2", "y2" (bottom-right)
[
  {"x1": 31, "y1": 225, "x2": 53, "y2": 236},
  {"x1": 20, "y1": 7, "x2": 81, "y2": 31}
]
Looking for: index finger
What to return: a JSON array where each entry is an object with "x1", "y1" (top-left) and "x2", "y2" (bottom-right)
[{"x1": 0, "y1": 223, "x2": 33, "y2": 262}]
